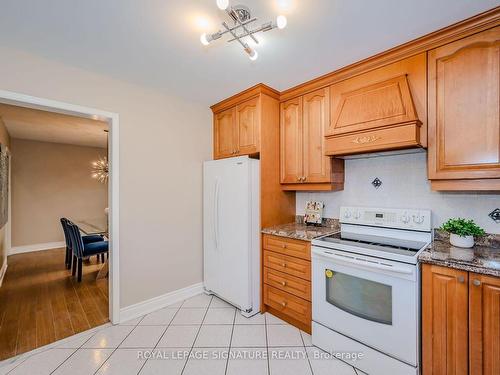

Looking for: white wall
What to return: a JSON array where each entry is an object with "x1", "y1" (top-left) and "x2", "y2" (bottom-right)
[
  {"x1": 297, "y1": 152, "x2": 500, "y2": 234},
  {"x1": 0, "y1": 46, "x2": 212, "y2": 307}
]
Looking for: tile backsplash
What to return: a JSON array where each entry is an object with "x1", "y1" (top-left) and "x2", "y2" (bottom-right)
[{"x1": 296, "y1": 152, "x2": 500, "y2": 234}]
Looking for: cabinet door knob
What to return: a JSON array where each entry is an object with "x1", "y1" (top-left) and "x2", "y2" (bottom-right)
[
  {"x1": 303, "y1": 176, "x2": 307, "y2": 182},
  {"x1": 281, "y1": 281, "x2": 287, "y2": 286},
  {"x1": 473, "y1": 279, "x2": 481, "y2": 286},
  {"x1": 282, "y1": 244, "x2": 287, "y2": 248},
  {"x1": 281, "y1": 263, "x2": 287, "y2": 267},
  {"x1": 457, "y1": 276, "x2": 465, "y2": 283},
  {"x1": 281, "y1": 301, "x2": 287, "y2": 307}
]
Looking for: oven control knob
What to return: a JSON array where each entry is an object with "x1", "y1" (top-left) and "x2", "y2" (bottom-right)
[
  {"x1": 413, "y1": 215, "x2": 425, "y2": 224},
  {"x1": 353, "y1": 211, "x2": 361, "y2": 220},
  {"x1": 401, "y1": 213, "x2": 410, "y2": 224},
  {"x1": 343, "y1": 210, "x2": 352, "y2": 219}
]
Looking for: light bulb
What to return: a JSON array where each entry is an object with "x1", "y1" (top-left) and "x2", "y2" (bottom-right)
[
  {"x1": 276, "y1": 15, "x2": 287, "y2": 29},
  {"x1": 248, "y1": 49, "x2": 258, "y2": 61},
  {"x1": 216, "y1": 0, "x2": 229, "y2": 10},
  {"x1": 200, "y1": 33, "x2": 209, "y2": 46}
]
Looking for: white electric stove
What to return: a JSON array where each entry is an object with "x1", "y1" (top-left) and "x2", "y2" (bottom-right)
[{"x1": 311, "y1": 206, "x2": 432, "y2": 375}]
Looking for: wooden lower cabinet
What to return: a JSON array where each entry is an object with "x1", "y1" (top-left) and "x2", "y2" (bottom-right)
[
  {"x1": 469, "y1": 273, "x2": 500, "y2": 375},
  {"x1": 262, "y1": 234, "x2": 312, "y2": 333},
  {"x1": 422, "y1": 264, "x2": 500, "y2": 375}
]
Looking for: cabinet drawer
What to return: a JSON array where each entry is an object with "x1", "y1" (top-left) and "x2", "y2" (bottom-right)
[
  {"x1": 263, "y1": 235, "x2": 310, "y2": 260},
  {"x1": 324, "y1": 123, "x2": 420, "y2": 156},
  {"x1": 264, "y1": 268, "x2": 311, "y2": 301},
  {"x1": 264, "y1": 285, "x2": 311, "y2": 325},
  {"x1": 263, "y1": 250, "x2": 311, "y2": 281}
]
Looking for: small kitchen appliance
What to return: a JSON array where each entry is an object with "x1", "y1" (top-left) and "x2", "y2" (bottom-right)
[{"x1": 311, "y1": 206, "x2": 431, "y2": 375}]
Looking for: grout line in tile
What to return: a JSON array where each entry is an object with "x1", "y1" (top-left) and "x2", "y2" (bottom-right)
[
  {"x1": 179, "y1": 295, "x2": 213, "y2": 375},
  {"x1": 301, "y1": 330, "x2": 314, "y2": 375},
  {"x1": 88, "y1": 317, "x2": 147, "y2": 375},
  {"x1": 136, "y1": 304, "x2": 184, "y2": 374},
  {"x1": 223, "y1": 307, "x2": 237, "y2": 375},
  {"x1": 264, "y1": 312, "x2": 271, "y2": 375}
]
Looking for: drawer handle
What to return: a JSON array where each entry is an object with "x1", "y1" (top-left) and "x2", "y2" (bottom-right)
[
  {"x1": 473, "y1": 279, "x2": 481, "y2": 287},
  {"x1": 281, "y1": 263, "x2": 287, "y2": 267},
  {"x1": 352, "y1": 135, "x2": 380, "y2": 144},
  {"x1": 281, "y1": 281, "x2": 287, "y2": 287},
  {"x1": 281, "y1": 301, "x2": 287, "y2": 307},
  {"x1": 282, "y1": 244, "x2": 287, "y2": 249}
]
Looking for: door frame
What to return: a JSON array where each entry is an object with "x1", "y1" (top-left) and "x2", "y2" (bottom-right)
[{"x1": 0, "y1": 89, "x2": 120, "y2": 324}]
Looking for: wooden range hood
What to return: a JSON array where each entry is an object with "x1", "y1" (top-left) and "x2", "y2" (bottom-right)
[{"x1": 325, "y1": 74, "x2": 423, "y2": 156}]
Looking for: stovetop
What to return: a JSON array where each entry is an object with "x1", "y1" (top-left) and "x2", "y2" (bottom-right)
[{"x1": 318, "y1": 232, "x2": 428, "y2": 257}]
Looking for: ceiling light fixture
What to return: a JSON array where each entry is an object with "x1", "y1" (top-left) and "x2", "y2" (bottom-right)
[{"x1": 200, "y1": 1, "x2": 287, "y2": 60}]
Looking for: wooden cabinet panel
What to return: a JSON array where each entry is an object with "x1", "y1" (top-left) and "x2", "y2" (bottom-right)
[
  {"x1": 422, "y1": 264, "x2": 469, "y2": 375},
  {"x1": 262, "y1": 234, "x2": 310, "y2": 260},
  {"x1": 327, "y1": 53, "x2": 427, "y2": 145},
  {"x1": 263, "y1": 250, "x2": 311, "y2": 281},
  {"x1": 330, "y1": 75, "x2": 419, "y2": 136},
  {"x1": 469, "y1": 273, "x2": 500, "y2": 375},
  {"x1": 264, "y1": 268, "x2": 311, "y2": 301},
  {"x1": 280, "y1": 97, "x2": 303, "y2": 183},
  {"x1": 236, "y1": 97, "x2": 260, "y2": 155},
  {"x1": 263, "y1": 284, "x2": 311, "y2": 325},
  {"x1": 428, "y1": 27, "x2": 500, "y2": 182},
  {"x1": 302, "y1": 88, "x2": 331, "y2": 183},
  {"x1": 325, "y1": 123, "x2": 420, "y2": 156},
  {"x1": 214, "y1": 108, "x2": 236, "y2": 159}
]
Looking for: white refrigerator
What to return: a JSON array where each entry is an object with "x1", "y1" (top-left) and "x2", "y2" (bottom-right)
[{"x1": 203, "y1": 156, "x2": 260, "y2": 316}]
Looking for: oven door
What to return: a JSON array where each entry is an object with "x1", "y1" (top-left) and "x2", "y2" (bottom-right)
[{"x1": 312, "y1": 246, "x2": 418, "y2": 366}]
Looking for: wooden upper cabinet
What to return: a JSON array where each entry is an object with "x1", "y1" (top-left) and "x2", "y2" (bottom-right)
[
  {"x1": 280, "y1": 91, "x2": 344, "y2": 190},
  {"x1": 303, "y1": 88, "x2": 331, "y2": 183},
  {"x1": 280, "y1": 97, "x2": 303, "y2": 184},
  {"x1": 422, "y1": 264, "x2": 469, "y2": 375},
  {"x1": 214, "y1": 108, "x2": 236, "y2": 159},
  {"x1": 325, "y1": 53, "x2": 426, "y2": 156},
  {"x1": 469, "y1": 273, "x2": 500, "y2": 375},
  {"x1": 428, "y1": 27, "x2": 500, "y2": 190},
  {"x1": 236, "y1": 97, "x2": 260, "y2": 155}
]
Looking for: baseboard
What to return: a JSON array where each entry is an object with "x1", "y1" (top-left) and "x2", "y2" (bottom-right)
[
  {"x1": 119, "y1": 282, "x2": 204, "y2": 323},
  {"x1": 9, "y1": 241, "x2": 66, "y2": 256},
  {"x1": 0, "y1": 257, "x2": 7, "y2": 287}
]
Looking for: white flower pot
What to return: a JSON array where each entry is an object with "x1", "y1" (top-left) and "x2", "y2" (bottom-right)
[{"x1": 449, "y1": 233, "x2": 474, "y2": 248}]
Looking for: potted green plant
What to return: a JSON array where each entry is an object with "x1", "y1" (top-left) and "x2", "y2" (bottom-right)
[{"x1": 440, "y1": 218, "x2": 485, "y2": 248}]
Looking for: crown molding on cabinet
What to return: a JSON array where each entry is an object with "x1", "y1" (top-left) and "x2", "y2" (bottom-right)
[
  {"x1": 279, "y1": 6, "x2": 500, "y2": 101},
  {"x1": 211, "y1": 83, "x2": 280, "y2": 113}
]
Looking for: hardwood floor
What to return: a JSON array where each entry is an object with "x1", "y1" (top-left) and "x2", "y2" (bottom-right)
[{"x1": 0, "y1": 248, "x2": 108, "y2": 360}]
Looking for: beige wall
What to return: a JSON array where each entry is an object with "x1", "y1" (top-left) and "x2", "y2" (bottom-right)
[
  {"x1": 0, "y1": 117, "x2": 10, "y2": 274},
  {"x1": 10, "y1": 139, "x2": 108, "y2": 247},
  {"x1": 0, "y1": 46, "x2": 212, "y2": 307}
]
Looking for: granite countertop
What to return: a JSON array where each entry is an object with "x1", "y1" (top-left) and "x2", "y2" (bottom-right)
[
  {"x1": 419, "y1": 232, "x2": 500, "y2": 277},
  {"x1": 262, "y1": 221, "x2": 339, "y2": 241}
]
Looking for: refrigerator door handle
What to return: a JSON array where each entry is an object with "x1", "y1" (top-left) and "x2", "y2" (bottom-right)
[{"x1": 214, "y1": 179, "x2": 220, "y2": 250}]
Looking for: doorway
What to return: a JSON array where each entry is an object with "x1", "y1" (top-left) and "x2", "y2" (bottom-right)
[{"x1": 0, "y1": 90, "x2": 119, "y2": 359}]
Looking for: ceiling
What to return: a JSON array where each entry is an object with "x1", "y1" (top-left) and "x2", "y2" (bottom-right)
[
  {"x1": 0, "y1": 103, "x2": 108, "y2": 148},
  {"x1": 0, "y1": 0, "x2": 498, "y2": 106}
]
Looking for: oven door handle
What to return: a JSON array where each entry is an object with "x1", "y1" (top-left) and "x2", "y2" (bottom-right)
[{"x1": 321, "y1": 251, "x2": 413, "y2": 275}]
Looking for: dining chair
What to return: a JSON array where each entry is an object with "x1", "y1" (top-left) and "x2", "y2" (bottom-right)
[
  {"x1": 60, "y1": 218, "x2": 105, "y2": 269},
  {"x1": 67, "y1": 221, "x2": 109, "y2": 282}
]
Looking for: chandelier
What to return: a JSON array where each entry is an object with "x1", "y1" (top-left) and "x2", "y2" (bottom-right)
[
  {"x1": 200, "y1": 0, "x2": 287, "y2": 60},
  {"x1": 91, "y1": 156, "x2": 108, "y2": 184}
]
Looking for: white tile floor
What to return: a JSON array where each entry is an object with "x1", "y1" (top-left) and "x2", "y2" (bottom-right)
[{"x1": 0, "y1": 294, "x2": 362, "y2": 375}]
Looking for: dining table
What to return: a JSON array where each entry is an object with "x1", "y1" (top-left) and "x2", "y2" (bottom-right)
[{"x1": 73, "y1": 217, "x2": 109, "y2": 280}]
